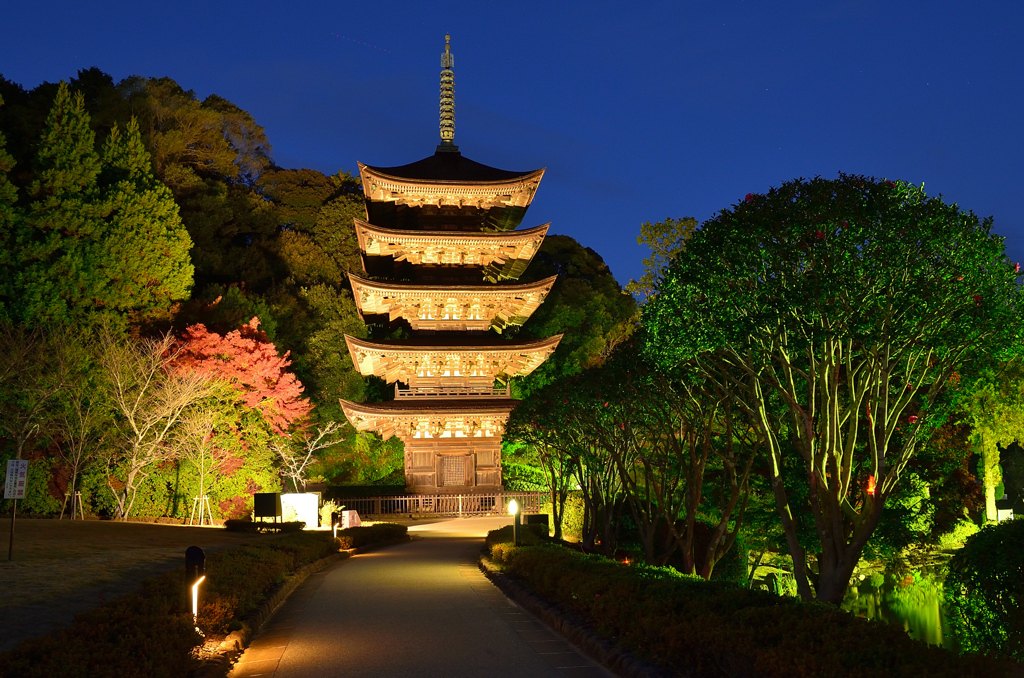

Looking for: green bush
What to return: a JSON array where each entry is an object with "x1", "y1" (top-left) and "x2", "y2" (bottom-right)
[
  {"x1": 938, "y1": 519, "x2": 981, "y2": 550},
  {"x1": 945, "y1": 518, "x2": 1024, "y2": 659},
  {"x1": 334, "y1": 522, "x2": 408, "y2": 549},
  {"x1": 487, "y1": 531, "x2": 1014, "y2": 678}
]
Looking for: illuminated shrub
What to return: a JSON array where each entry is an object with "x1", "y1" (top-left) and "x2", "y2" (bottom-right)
[
  {"x1": 488, "y1": 530, "x2": 1014, "y2": 677},
  {"x1": 945, "y1": 518, "x2": 1024, "y2": 658}
]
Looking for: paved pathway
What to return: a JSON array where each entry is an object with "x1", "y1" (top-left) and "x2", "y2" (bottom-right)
[{"x1": 228, "y1": 517, "x2": 612, "y2": 678}]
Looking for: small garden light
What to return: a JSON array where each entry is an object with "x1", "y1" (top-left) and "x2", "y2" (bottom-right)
[
  {"x1": 185, "y1": 545, "x2": 206, "y2": 626},
  {"x1": 192, "y1": 575, "x2": 206, "y2": 623},
  {"x1": 508, "y1": 499, "x2": 520, "y2": 546}
]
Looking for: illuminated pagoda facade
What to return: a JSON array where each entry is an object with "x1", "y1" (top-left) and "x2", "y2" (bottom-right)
[{"x1": 340, "y1": 36, "x2": 561, "y2": 493}]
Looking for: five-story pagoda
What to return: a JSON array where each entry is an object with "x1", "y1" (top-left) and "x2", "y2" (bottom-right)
[{"x1": 340, "y1": 36, "x2": 561, "y2": 494}]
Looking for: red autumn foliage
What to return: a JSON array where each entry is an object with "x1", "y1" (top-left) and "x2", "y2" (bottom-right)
[{"x1": 175, "y1": 317, "x2": 312, "y2": 434}]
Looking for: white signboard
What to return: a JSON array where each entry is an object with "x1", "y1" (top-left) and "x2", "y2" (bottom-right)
[
  {"x1": 4, "y1": 459, "x2": 28, "y2": 500},
  {"x1": 280, "y1": 493, "x2": 319, "y2": 528}
]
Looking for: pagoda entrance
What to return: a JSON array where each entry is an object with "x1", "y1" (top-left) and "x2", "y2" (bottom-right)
[{"x1": 403, "y1": 436, "x2": 502, "y2": 494}]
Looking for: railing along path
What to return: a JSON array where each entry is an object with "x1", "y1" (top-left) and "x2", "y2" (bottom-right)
[{"x1": 339, "y1": 491, "x2": 545, "y2": 517}]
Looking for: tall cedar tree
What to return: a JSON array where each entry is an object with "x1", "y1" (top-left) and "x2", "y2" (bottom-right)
[
  {"x1": 3, "y1": 82, "x2": 193, "y2": 326},
  {"x1": 15, "y1": 81, "x2": 103, "y2": 324},
  {"x1": 642, "y1": 175, "x2": 1024, "y2": 604},
  {"x1": 98, "y1": 118, "x2": 193, "y2": 320},
  {"x1": 175, "y1": 318, "x2": 312, "y2": 435},
  {"x1": 0, "y1": 94, "x2": 19, "y2": 321}
]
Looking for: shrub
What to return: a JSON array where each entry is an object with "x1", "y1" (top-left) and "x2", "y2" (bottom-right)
[
  {"x1": 334, "y1": 522, "x2": 408, "y2": 550},
  {"x1": 938, "y1": 518, "x2": 981, "y2": 550},
  {"x1": 945, "y1": 518, "x2": 1024, "y2": 659},
  {"x1": 487, "y1": 531, "x2": 1014, "y2": 678}
]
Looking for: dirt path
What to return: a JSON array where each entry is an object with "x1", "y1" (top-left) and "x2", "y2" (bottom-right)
[{"x1": 0, "y1": 519, "x2": 270, "y2": 651}]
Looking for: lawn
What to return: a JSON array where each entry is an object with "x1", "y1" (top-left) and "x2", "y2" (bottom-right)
[{"x1": 0, "y1": 518, "x2": 271, "y2": 651}]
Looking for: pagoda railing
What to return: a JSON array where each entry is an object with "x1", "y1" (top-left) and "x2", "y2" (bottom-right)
[
  {"x1": 339, "y1": 491, "x2": 546, "y2": 517},
  {"x1": 395, "y1": 384, "x2": 510, "y2": 399}
]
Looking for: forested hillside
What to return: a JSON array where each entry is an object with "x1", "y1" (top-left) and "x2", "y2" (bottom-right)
[{"x1": 0, "y1": 68, "x2": 633, "y2": 518}]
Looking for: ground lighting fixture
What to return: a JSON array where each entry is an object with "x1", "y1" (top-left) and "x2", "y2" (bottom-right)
[{"x1": 508, "y1": 498, "x2": 520, "y2": 546}]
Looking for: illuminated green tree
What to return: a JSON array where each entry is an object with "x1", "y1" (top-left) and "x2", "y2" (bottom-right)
[
  {"x1": 625, "y1": 216, "x2": 697, "y2": 301},
  {"x1": 514, "y1": 235, "x2": 636, "y2": 395},
  {"x1": 961, "y1": 361, "x2": 1024, "y2": 521},
  {"x1": 97, "y1": 118, "x2": 193, "y2": 321},
  {"x1": 3, "y1": 82, "x2": 193, "y2": 326},
  {"x1": 643, "y1": 175, "x2": 1024, "y2": 603},
  {"x1": 11, "y1": 81, "x2": 104, "y2": 323}
]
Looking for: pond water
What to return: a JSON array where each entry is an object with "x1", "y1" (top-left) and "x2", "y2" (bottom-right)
[{"x1": 842, "y1": 578, "x2": 959, "y2": 651}]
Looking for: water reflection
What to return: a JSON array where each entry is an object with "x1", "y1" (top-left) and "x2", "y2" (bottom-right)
[{"x1": 843, "y1": 579, "x2": 959, "y2": 651}]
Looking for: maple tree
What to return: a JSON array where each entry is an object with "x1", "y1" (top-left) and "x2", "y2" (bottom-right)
[{"x1": 174, "y1": 317, "x2": 312, "y2": 435}]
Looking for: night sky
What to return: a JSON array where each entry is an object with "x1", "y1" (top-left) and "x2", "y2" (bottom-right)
[{"x1": 3, "y1": 1, "x2": 1023, "y2": 286}]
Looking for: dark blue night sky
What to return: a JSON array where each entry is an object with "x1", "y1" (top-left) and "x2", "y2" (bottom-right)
[{"x1": 3, "y1": 1, "x2": 1023, "y2": 285}]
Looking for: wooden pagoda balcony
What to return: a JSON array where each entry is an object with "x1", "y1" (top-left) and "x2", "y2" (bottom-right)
[{"x1": 394, "y1": 383, "x2": 511, "y2": 399}]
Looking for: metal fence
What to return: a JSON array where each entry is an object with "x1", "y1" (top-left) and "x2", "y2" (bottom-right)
[{"x1": 338, "y1": 491, "x2": 547, "y2": 517}]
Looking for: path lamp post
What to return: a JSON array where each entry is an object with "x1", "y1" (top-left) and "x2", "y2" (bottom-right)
[
  {"x1": 508, "y1": 499, "x2": 520, "y2": 546},
  {"x1": 186, "y1": 546, "x2": 206, "y2": 626}
]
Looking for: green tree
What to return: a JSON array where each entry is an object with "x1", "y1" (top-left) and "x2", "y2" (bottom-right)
[
  {"x1": 97, "y1": 118, "x2": 194, "y2": 320},
  {"x1": 643, "y1": 176, "x2": 1024, "y2": 603},
  {"x1": 961, "y1": 361, "x2": 1024, "y2": 521},
  {"x1": 3, "y1": 83, "x2": 193, "y2": 326},
  {"x1": 0, "y1": 93, "x2": 21, "y2": 322},
  {"x1": 514, "y1": 235, "x2": 636, "y2": 395},
  {"x1": 625, "y1": 216, "x2": 697, "y2": 301},
  {"x1": 10, "y1": 81, "x2": 104, "y2": 324}
]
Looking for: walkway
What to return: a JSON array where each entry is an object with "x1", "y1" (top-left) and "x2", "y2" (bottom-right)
[{"x1": 228, "y1": 516, "x2": 612, "y2": 678}]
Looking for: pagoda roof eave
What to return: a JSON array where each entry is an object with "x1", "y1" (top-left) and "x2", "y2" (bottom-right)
[
  {"x1": 348, "y1": 272, "x2": 557, "y2": 296},
  {"x1": 340, "y1": 398, "x2": 516, "y2": 417},
  {"x1": 354, "y1": 219, "x2": 550, "y2": 244},
  {"x1": 359, "y1": 151, "x2": 544, "y2": 185},
  {"x1": 358, "y1": 161, "x2": 545, "y2": 211},
  {"x1": 339, "y1": 397, "x2": 517, "y2": 440},
  {"x1": 347, "y1": 273, "x2": 557, "y2": 332},
  {"x1": 343, "y1": 333, "x2": 563, "y2": 384},
  {"x1": 345, "y1": 334, "x2": 563, "y2": 354}
]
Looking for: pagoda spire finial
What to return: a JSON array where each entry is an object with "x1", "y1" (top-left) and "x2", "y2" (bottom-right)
[{"x1": 438, "y1": 34, "x2": 458, "y2": 153}]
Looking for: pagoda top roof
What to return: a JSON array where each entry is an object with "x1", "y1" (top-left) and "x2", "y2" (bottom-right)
[{"x1": 363, "y1": 149, "x2": 542, "y2": 184}]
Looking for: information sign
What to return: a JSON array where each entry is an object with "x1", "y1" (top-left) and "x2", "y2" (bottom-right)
[{"x1": 4, "y1": 459, "x2": 28, "y2": 500}]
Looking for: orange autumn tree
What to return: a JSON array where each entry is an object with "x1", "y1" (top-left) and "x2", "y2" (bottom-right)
[
  {"x1": 176, "y1": 317, "x2": 312, "y2": 434},
  {"x1": 173, "y1": 317, "x2": 313, "y2": 516}
]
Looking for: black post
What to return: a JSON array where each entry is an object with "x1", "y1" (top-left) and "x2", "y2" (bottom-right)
[
  {"x1": 7, "y1": 499, "x2": 15, "y2": 562},
  {"x1": 512, "y1": 506, "x2": 520, "y2": 547},
  {"x1": 185, "y1": 545, "x2": 206, "y2": 585}
]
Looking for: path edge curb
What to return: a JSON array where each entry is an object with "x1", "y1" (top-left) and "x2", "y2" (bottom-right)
[
  {"x1": 194, "y1": 535, "x2": 411, "y2": 677},
  {"x1": 478, "y1": 554, "x2": 669, "y2": 678}
]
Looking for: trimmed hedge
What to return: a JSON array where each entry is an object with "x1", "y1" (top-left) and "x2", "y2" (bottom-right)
[
  {"x1": 0, "y1": 531, "x2": 340, "y2": 677},
  {"x1": 334, "y1": 522, "x2": 408, "y2": 550},
  {"x1": 486, "y1": 529, "x2": 1015, "y2": 678},
  {"x1": 945, "y1": 518, "x2": 1024, "y2": 659}
]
